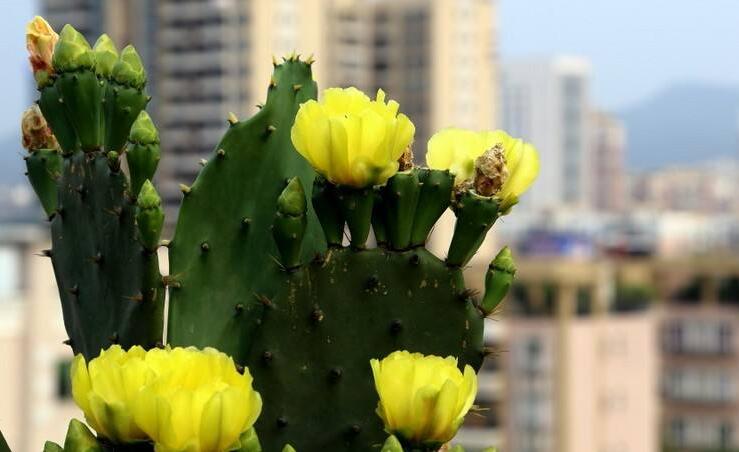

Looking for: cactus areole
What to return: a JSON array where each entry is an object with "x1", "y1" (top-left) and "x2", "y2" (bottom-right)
[{"x1": 24, "y1": 19, "x2": 538, "y2": 452}]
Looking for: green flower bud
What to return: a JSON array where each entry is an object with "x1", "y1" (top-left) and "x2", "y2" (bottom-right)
[
  {"x1": 129, "y1": 111, "x2": 159, "y2": 144},
  {"x1": 52, "y1": 24, "x2": 94, "y2": 72},
  {"x1": 137, "y1": 179, "x2": 162, "y2": 210},
  {"x1": 137, "y1": 180, "x2": 164, "y2": 251},
  {"x1": 281, "y1": 446, "x2": 296, "y2": 452},
  {"x1": 112, "y1": 45, "x2": 146, "y2": 89},
  {"x1": 277, "y1": 177, "x2": 307, "y2": 217},
  {"x1": 93, "y1": 34, "x2": 118, "y2": 78}
]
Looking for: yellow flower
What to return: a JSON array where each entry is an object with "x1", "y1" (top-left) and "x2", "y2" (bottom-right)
[
  {"x1": 370, "y1": 350, "x2": 478, "y2": 447},
  {"x1": 71, "y1": 345, "x2": 263, "y2": 452},
  {"x1": 71, "y1": 345, "x2": 150, "y2": 444},
  {"x1": 26, "y1": 16, "x2": 58, "y2": 76},
  {"x1": 426, "y1": 128, "x2": 539, "y2": 211},
  {"x1": 291, "y1": 87, "x2": 416, "y2": 188}
]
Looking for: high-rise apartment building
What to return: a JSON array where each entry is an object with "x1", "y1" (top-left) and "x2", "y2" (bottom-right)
[
  {"x1": 43, "y1": 0, "x2": 498, "y2": 216},
  {"x1": 501, "y1": 57, "x2": 592, "y2": 211},
  {"x1": 502, "y1": 259, "x2": 659, "y2": 452},
  {"x1": 590, "y1": 111, "x2": 626, "y2": 212},
  {"x1": 654, "y1": 259, "x2": 739, "y2": 451}
]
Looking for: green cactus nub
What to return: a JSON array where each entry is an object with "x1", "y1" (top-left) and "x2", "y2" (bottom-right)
[
  {"x1": 137, "y1": 180, "x2": 165, "y2": 252},
  {"x1": 112, "y1": 45, "x2": 146, "y2": 89},
  {"x1": 481, "y1": 246, "x2": 516, "y2": 315},
  {"x1": 129, "y1": 111, "x2": 159, "y2": 144},
  {"x1": 92, "y1": 34, "x2": 119, "y2": 78},
  {"x1": 281, "y1": 446, "x2": 297, "y2": 452},
  {"x1": 63, "y1": 419, "x2": 102, "y2": 452},
  {"x1": 277, "y1": 177, "x2": 307, "y2": 216},
  {"x1": 52, "y1": 24, "x2": 94, "y2": 72},
  {"x1": 381, "y1": 436, "x2": 403, "y2": 452},
  {"x1": 126, "y1": 111, "x2": 160, "y2": 196},
  {"x1": 273, "y1": 177, "x2": 308, "y2": 269}
]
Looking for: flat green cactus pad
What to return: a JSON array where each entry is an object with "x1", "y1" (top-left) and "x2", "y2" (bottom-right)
[{"x1": 245, "y1": 247, "x2": 484, "y2": 451}]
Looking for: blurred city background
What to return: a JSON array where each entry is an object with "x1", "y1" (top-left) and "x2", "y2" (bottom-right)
[{"x1": 2, "y1": 1, "x2": 739, "y2": 451}]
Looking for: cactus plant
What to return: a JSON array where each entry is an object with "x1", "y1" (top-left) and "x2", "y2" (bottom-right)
[
  {"x1": 25, "y1": 24, "x2": 163, "y2": 361},
  {"x1": 25, "y1": 18, "x2": 533, "y2": 452}
]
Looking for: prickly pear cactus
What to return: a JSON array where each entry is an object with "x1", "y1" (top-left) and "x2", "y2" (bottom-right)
[
  {"x1": 162, "y1": 57, "x2": 509, "y2": 451},
  {"x1": 25, "y1": 25, "x2": 164, "y2": 360},
  {"x1": 166, "y1": 56, "x2": 326, "y2": 359}
]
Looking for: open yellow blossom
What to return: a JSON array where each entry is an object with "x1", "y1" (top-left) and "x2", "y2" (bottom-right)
[
  {"x1": 291, "y1": 87, "x2": 415, "y2": 187},
  {"x1": 26, "y1": 16, "x2": 59, "y2": 77},
  {"x1": 370, "y1": 351, "x2": 478, "y2": 447},
  {"x1": 426, "y1": 128, "x2": 539, "y2": 211},
  {"x1": 71, "y1": 345, "x2": 262, "y2": 452}
]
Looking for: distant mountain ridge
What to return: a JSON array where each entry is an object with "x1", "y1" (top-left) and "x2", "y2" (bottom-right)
[{"x1": 619, "y1": 82, "x2": 739, "y2": 170}]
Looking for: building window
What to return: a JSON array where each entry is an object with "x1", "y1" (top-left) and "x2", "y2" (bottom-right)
[{"x1": 57, "y1": 360, "x2": 73, "y2": 400}]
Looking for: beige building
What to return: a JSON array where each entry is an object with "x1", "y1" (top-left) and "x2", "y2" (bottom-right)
[
  {"x1": 496, "y1": 259, "x2": 659, "y2": 452},
  {"x1": 653, "y1": 258, "x2": 739, "y2": 450},
  {"x1": 0, "y1": 225, "x2": 79, "y2": 452},
  {"x1": 590, "y1": 111, "x2": 626, "y2": 212}
]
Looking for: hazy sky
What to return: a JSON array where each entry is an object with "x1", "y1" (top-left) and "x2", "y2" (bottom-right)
[
  {"x1": 2, "y1": 0, "x2": 739, "y2": 137},
  {"x1": 500, "y1": 0, "x2": 739, "y2": 111}
]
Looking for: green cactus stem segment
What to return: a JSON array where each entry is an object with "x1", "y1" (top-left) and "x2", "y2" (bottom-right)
[
  {"x1": 167, "y1": 59, "x2": 325, "y2": 361},
  {"x1": 312, "y1": 176, "x2": 344, "y2": 247},
  {"x1": 409, "y1": 169, "x2": 454, "y2": 247},
  {"x1": 51, "y1": 152, "x2": 164, "y2": 360},
  {"x1": 337, "y1": 186, "x2": 374, "y2": 248},
  {"x1": 38, "y1": 82, "x2": 79, "y2": 153},
  {"x1": 137, "y1": 180, "x2": 164, "y2": 252},
  {"x1": 481, "y1": 246, "x2": 516, "y2": 315},
  {"x1": 273, "y1": 178, "x2": 308, "y2": 270},
  {"x1": 382, "y1": 170, "x2": 421, "y2": 250},
  {"x1": 25, "y1": 149, "x2": 62, "y2": 216},
  {"x1": 63, "y1": 419, "x2": 102, "y2": 452},
  {"x1": 104, "y1": 48, "x2": 149, "y2": 153},
  {"x1": 55, "y1": 70, "x2": 103, "y2": 150},
  {"x1": 92, "y1": 34, "x2": 118, "y2": 79},
  {"x1": 126, "y1": 111, "x2": 160, "y2": 195},
  {"x1": 446, "y1": 190, "x2": 500, "y2": 267}
]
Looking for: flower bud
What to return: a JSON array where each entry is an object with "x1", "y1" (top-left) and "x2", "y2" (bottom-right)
[
  {"x1": 93, "y1": 34, "x2": 119, "y2": 78},
  {"x1": 112, "y1": 45, "x2": 146, "y2": 89},
  {"x1": 21, "y1": 104, "x2": 59, "y2": 151},
  {"x1": 52, "y1": 24, "x2": 94, "y2": 72},
  {"x1": 26, "y1": 16, "x2": 58, "y2": 79}
]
